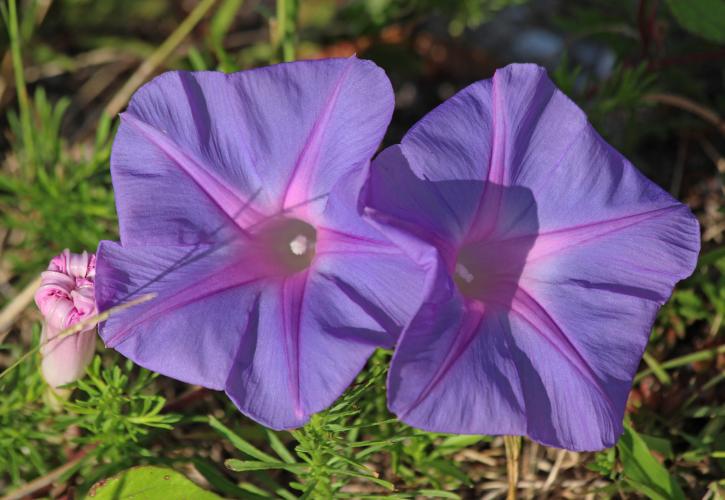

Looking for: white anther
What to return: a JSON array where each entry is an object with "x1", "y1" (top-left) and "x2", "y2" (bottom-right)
[{"x1": 289, "y1": 235, "x2": 309, "y2": 256}]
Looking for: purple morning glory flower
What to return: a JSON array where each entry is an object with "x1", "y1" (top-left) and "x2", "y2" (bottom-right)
[
  {"x1": 365, "y1": 63, "x2": 700, "y2": 451},
  {"x1": 94, "y1": 57, "x2": 425, "y2": 429}
]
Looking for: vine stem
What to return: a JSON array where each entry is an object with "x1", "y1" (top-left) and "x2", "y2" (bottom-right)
[{"x1": 504, "y1": 435, "x2": 522, "y2": 500}]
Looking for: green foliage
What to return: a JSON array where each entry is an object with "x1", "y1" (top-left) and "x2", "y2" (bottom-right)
[
  {"x1": 335, "y1": 0, "x2": 526, "y2": 36},
  {"x1": 212, "y1": 352, "x2": 476, "y2": 498},
  {"x1": 0, "y1": 0, "x2": 723, "y2": 497},
  {"x1": 65, "y1": 357, "x2": 180, "y2": 461},
  {"x1": 0, "y1": 88, "x2": 117, "y2": 275},
  {"x1": 0, "y1": 348, "x2": 181, "y2": 495},
  {"x1": 552, "y1": 60, "x2": 657, "y2": 132},
  {"x1": 617, "y1": 424, "x2": 685, "y2": 500},
  {"x1": 665, "y1": 0, "x2": 725, "y2": 43},
  {"x1": 89, "y1": 466, "x2": 220, "y2": 500},
  {"x1": 0, "y1": 326, "x2": 56, "y2": 486},
  {"x1": 210, "y1": 0, "x2": 246, "y2": 72}
]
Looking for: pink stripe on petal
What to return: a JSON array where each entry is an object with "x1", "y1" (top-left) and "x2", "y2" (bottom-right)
[
  {"x1": 508, "y1": 287, "x2": 614, "y2": 412},
  {"x1": 397, "y1": 299, "x2": 486, "y2": 417},
  {"x1": 281, "y1": 58, "x2": 355, "y2": 213},
  {"x1": 122, "y1": 113, "x2": 266, "y2": 233},
  {"x1": 280, "y1": 271, "x2": 309, "y2": 419},
  {"x1": 523, "y1": 204, "x2": 682, "y2": 264}
]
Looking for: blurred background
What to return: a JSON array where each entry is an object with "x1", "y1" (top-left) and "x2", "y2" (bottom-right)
[{"x1": 0, "y1": 0, "x2": 723, "y2": 498}]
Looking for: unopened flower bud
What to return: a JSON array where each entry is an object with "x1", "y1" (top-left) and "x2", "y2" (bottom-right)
[{"x1": 34, "y1": 250, "x2": 97, "y2": 387}]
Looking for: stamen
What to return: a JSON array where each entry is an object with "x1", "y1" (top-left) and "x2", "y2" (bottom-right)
[
  {"x1": 253, "y1": 218, "x2": 317, "y2": 275},
  {"x1": 290, "y1": 235, "x2": 310, "y2": 256},
  {"x1": 455, "y1": 262, "x2": 474, "y2": 284}
]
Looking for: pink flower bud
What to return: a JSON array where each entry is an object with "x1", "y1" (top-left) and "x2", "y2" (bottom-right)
[{"x1": 34, "y1": 249, "x2": 98, "y2": 387}]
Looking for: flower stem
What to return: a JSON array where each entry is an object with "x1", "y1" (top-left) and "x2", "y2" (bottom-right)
[{"x1": 504, "y1": 435, "x2": 521, "y2": 500}]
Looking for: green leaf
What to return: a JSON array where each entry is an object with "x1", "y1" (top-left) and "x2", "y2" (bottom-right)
[
  {"x1": 265, "y1": 429, "x2": 296, "y2": 464},
  {"x1": 334, "y1": 469, "x2": 395, "y2": 491},
  {"x1": 664, "y1": 0, "x2": 725, "y2": 43},
  {"x1": 417, "y1": 490, "x2": 461, "y2": 499},
  {"x1": 192, "y1": 458, "x2": 255, "y2": 498},
  {"x1": 640, "y1": 434, "x2": 675, "y2": 460},
  {"x1": 436, "y1": 435, "x2": 487, "y2": 455},
  {"x1": 88, "y1": 466, "x2": 220, "y2": 499},
  {"x1": 224, "y1": 459, "x2": 305, "y2": 473},
  {"x1": 617, "y1": 424, "x2": 685, "y2": 500},
  {"x1": 208, "y1": 415, "x2": 277, "y2": 463}
]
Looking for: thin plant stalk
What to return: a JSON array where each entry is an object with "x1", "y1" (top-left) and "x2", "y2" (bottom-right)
[
  {"x1": 0, "y1": 293, "x2": 156, "y2": 383},
  {"x1": 103, "y1": 0, "x2": 218, "y2": 118},
  {"x1": 634, "y1": 344, "x2": 725, "y2": 383},
  {"x1": 7, "y1": 0, "x2": 36, "y2": 173},
  {"x1": 276, "y1": 0, "x2": 298, "y2": 62}
]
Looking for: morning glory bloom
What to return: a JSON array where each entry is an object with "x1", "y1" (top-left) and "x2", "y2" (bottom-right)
[
  {"x1": 365, "y1": 64, "x2": 700, "y2": 451},
  {"x1": 95, "y1": 58, "x2": 424, "y2": 429}
]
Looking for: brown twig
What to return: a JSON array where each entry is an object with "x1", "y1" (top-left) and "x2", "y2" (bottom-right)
[
  {"x1": 542, "y1": 449, "x2": 566, "y2": 492},
  {"x1": 102, "y1": 0, "x2": 218, "y2": 118},
  {"x1": 504, "y1": 436, "x2": 522, "y2": 500},
  {"x1": 0, "y1": 274, "x2": 42, "y2": 343},
  {"x1": 644, "y1": 92, "x2": 725, "y2": 138}
]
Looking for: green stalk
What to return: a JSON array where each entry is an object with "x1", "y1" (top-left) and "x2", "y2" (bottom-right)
[
  {"x1": 7, "y1": 0, "x2": 36, "y2": 173},
  {"x1": 634, "y1": 344, "x2": 725, "y2": 384},
  {"x1": 642, "y1": 351, "x2": 672, "y2": 386},
  {"x1": 276, "y1": 0, "x2": 298, "y2": 62}
]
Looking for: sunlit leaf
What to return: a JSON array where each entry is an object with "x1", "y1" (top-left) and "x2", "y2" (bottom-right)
[
  {"x1": 88, "y1": 466, "x2": 220, "y2": 499},
  {"x1": 617, "y1": 424, "x2": 685, "y2": 500}
]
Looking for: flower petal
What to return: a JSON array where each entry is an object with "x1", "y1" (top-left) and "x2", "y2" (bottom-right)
[
  {"x1": 378, "y1": 63, "x2": 699, "y2": 450},
  {"x1": 388, "y1": 280, "x2": 527, "y2": 435},
  {"x1": 367, "y1": 146, "x2": 485, "y2": 263},
  {"x1": 40, "y1": 323, "x2": 96, "y2": 388},
  {"x1": 387, "y1": 274, "x2": 639, "y2": 450},
  {"x1": 113, "y1": 58, "x2": 393, "y2": 247},
  {"x1": 95, "y1": 240, "x2": 263, "y2": 389},
  {"x1": 224, "y1": 248, "x2": 425, "y2": 429}
]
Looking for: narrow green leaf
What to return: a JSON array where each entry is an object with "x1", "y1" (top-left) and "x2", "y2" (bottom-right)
[
  {"x1": 211, "y1": 0, "x2": 244, "y2": 46},
  {"x1": 209, "y1": 416, "x2": 277, "y2": 462},
  {"x1": 334, "y1": 469, "x2": 395, "y2": 491},
  {"x1": 418, "y1": 489, "x2": 461, "y2": 499},
  {"x1": 225, "y1": 459, "x2": 305, "y2": 473},
  {"x1": 642, "y1": 351, "x2": 672, "y2": 385},
  {"x1": 265, "y1": 429, "x2": 296, "y2": 464},
  {"x1": 192, "y1": 458, "x2": 257, "y2": 498},
  {"x1": 436, "y1": 435, "x2": 487, "y2": 454},
  {"x1": 617, "y1": 424, "x2": 685, "y2": 500}
]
